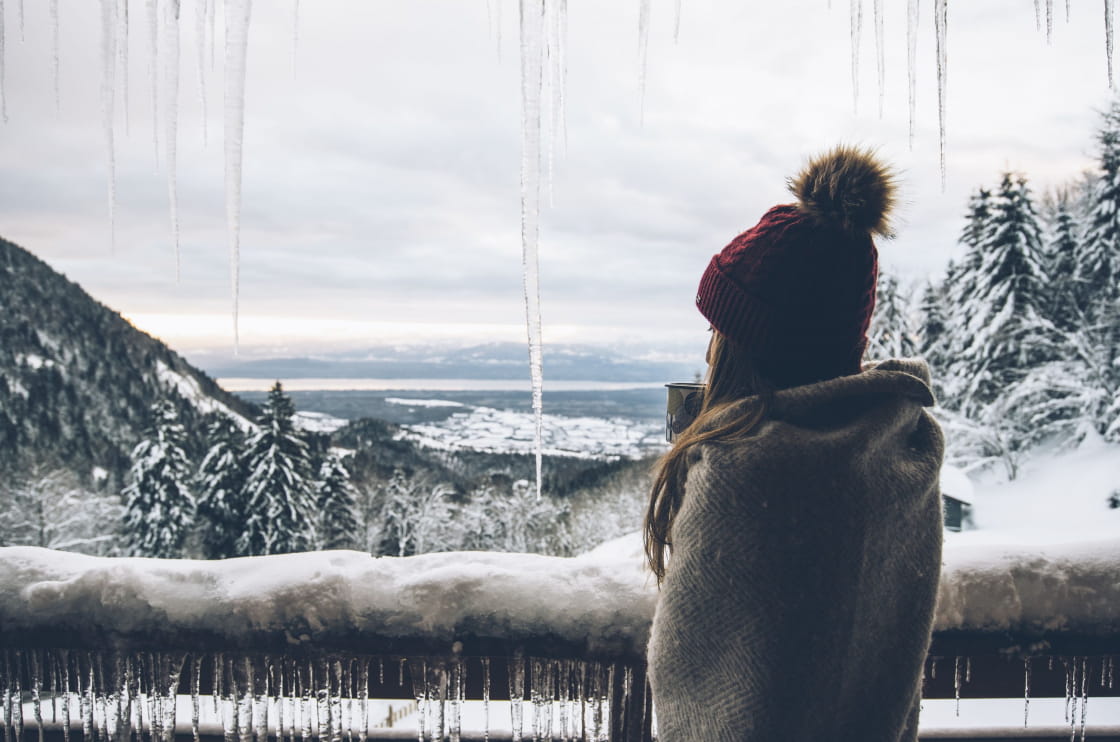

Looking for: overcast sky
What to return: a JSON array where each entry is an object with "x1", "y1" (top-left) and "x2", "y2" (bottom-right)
[{"x1": 0, "y1": 0, "x2": 1115, "y2": 364}]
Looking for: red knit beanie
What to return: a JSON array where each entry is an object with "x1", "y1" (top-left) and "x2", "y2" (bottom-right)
[{"x1": 696, "y1": 146, "x2": 896, "y2": 383}]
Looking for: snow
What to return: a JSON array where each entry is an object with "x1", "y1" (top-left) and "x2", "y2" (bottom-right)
[
  {"x1": 934, "y1": 0, "x2": 948, "y2": 185},
  {"x1": 154, "y1": 360, "x2": 252, "y2": 430},
  {"x1": 383, "y1": 397, "x2": 465, "y2": 408},
  {"x1": 16, "y1": 353, "x2": 54, "y2": 370},
  {"x1": 398, "y1": 406, "x2": 664, "y2": 460},
  {"x1": 292, "y1": 410, "x2": 348, "y2": 434},
  {"x1": 0, "y1": 547, "x2": 657, "y2": 659},
  {"x1": 162, "y1": 0, "x2": 182, "y2": 278}
]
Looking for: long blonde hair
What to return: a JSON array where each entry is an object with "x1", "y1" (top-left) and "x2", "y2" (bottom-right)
[{"x1": 643, "y1": 331, "x2": 773, "y2": 585}]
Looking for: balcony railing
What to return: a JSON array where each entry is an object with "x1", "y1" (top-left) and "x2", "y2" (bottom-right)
[{"x1": 0, "y1": 539, "x2": 1117, "y2": 741}]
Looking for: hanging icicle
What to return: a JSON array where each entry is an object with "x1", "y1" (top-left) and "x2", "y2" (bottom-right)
[
  {"x1": 162, "y1": 0, "x2": 183, "y2": 279},
  {"x1": 1047, "y1": 0, "x2": 1054, "y2": 41},
  {"x1": 520, "y1": 0, "x2": 546, "y2": 498},
  {"x1": 850, "y1": 0, "x2": 863, "y2": 112},
  {"x1": 933, "y1": 0, "x2": 948, "y2": 186},
  {"x1": 674, "y1": 0, "x2": 682, "y2": 42},
  {"x1": 0, "y1": 0, "x2": 8, "y2": 124},
  {"x1": 117, "y1": 0, "x2": 129, "y2": 133},
  {"x1": 50, "y1": 0, "x2": 59, "y2": 111},
  {"x1": 147, "y1": 0, "x2": 161, "y2": 168},
  {"x1": 292, "y1": 0, "x2": 300, "y2": 76},
  {"x1": 195, "y1": 0, "x2": 209, "y2": 144},
  {"x1": 638, "y1": 0, "x2": 651, "y2": 121},
  {"x1": 874, "y1": 0, "x2": 884, "y2": 117},
  {"x1": 225, "y1": 0, "x2": 253, "y2": 351},
  {"x1": 99, "y1": 0, "x2": 118, "y2": 249},
  {"x1": 1106, "y1": 0, "x2": 1115, "y2": 87},
  {"x1": 907, "y1": 0, "x2": 919, "y2": 147}
]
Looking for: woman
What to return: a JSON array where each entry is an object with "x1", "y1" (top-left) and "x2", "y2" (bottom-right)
[{"x1": 645, "y1": 146, "x2": 944, "y2": 741}]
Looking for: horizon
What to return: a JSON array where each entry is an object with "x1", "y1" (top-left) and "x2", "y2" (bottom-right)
[{"x1": 2, "y1": 1, "x2": 1116, "y2": 359}]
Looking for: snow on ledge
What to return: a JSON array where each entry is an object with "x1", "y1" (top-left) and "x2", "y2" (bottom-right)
[{"x1": 1, "y1": 537, "x2": 1118, "y2": 658}]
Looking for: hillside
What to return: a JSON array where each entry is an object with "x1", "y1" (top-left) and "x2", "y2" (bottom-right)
[{"x1": 0, "y1": 237, "x2": 255, "y2": 490}]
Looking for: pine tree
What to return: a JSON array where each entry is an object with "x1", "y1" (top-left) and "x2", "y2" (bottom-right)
[
  {"x1": 867, "y1": 274, "x2": 918, "y2": 359},
  {"x1": 950, "y1": 173, "x2": 1057, "y2": 413},
  {"x1": 916, "y1": 281, "x2": 949, "y2": 375},
  {"x1": 1044, "y1": 193, "x2": 1084, "y2": 331},
  {"x1": 122, "y1": 400, "x2": 195, "y2": 558},
  {"x1": 315, "y1": 452, "x2": 359, "y2": 550},
  {"x1": 194, "y1": 418, "x2": 248, "y2": 559},
  {"x1": 1078, "y1": 98, "x2": 1120, "y2": 317},
  {"x1": 239, "y1": 382, "x2": 315, "y2": 555}
]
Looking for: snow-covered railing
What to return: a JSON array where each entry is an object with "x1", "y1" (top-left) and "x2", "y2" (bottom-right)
[{"x1": 0, "y1": 540, "x2": 1119, "y2": 741}]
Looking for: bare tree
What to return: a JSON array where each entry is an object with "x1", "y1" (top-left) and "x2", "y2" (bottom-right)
[{"x1": 0, "y1": 467, "x2": 123, "y2": 554}]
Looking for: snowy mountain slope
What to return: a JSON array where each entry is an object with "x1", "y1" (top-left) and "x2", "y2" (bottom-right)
[{"x1": 0, "y1": 237, "x2": 255, "y2": 489}]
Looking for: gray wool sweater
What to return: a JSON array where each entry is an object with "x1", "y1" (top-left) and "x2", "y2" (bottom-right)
[{"x1": 647, "y1": 359, "x2": 944, "y2": 742}]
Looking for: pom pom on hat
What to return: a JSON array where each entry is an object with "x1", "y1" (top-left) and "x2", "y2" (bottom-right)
[{"x1": 788, "y1": 145, "x2": 897, "y2": 237}]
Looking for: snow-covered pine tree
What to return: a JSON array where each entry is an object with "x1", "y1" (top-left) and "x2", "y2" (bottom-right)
[
  {"x1": 315, "y1": 451, "x2": 360, "y2": 550},
  {"x1": 1043, "y1": 191, "x2": 1085, "y2": 332},
  {"x1": 916, "y1": 280, "x2": 950, "y2": 379},
  {"x1": 238, "y1": 382, "x2": 315, "y2": 555},
  {"x1": 1078, "y1": 97, "x2": 1120, "y2": 318},
  {"x1": 122, "y1": 400, "x2": 196, "y2": 558},
  {"x1": 194, "y1": 418, "x2": 248, "y2": 559},
  {"x1": 949, "y1": 173, "x2": 1057, "y2": 414},
  {"x1": 867, "y1": 273, "x2": 919, "y2": 359}
]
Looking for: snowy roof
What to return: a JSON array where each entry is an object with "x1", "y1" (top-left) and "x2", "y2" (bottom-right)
[
  {"x1": 940, "y1": 463, "x2": 975, "y2": 503},
  {"x1": 1, "y1": 538, "x2": 1118, "y2": 658}
]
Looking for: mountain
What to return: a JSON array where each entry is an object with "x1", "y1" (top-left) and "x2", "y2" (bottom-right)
[
  {"x1": 0, "y1": 237, "x2": 255, "y2": 491},
  {"x1": 201, "y1": 342, "x2": 699, "y2": 382}
]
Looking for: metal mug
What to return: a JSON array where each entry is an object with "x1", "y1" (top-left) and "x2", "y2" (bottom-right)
[{"x1": 665, "y1": 382, "x2": 706, "y2": 443}]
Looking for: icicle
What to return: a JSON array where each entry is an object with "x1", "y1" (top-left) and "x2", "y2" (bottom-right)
[
  {"x1": 673, "y1": 0, "x2": 682, "y2": 42},
  {"x1": 94, "y1": 655, "x2": 108, "y2": 742},
  {"x1": 1065, "y1": 658, "x2": 1074, "y2": 723},
  {"x1": 162, "y1": 0, "x2": 183, "y2": 279},
  {"x1": 252, "y1": 658, "x2": 268, "y2": 742},
  {"x1": 519, "y1": 0, "x2": 546, "y2": 498},
  {"x1": 49, "y1": 653, "x2": 59, "y2": 727},
  {"x1": 100, "y1": 0, "x2": 119, "y2": 249},
  {"x1": 146, "y1": 0, "x2": 160, "y2": 167},
  {"x1": 874, "y1": 0, "x2": 884, "y2": 118},
  {"x1": 30, "y1": 651, "x2": 43, "y2": 742},
  {"x1": 481, "y1": 658, "x2": 490, "y2": 742},
  {"x1": 291, "y1": 0, "x2": 299, "y2": 76},
  {"x1": 1024, "y1": 658, "x2": 1031, "y2": 728},
  {"x1": 953, "y1": 657, "x2": 962, "y2": 716},
  {"x1": 328, "y1": 661, "x2": 342, "y2": 742},
  {"x1": 15, "y1": 0, "x2": 21, "y2": 42},
  {"x1": 50, "y1": 0, "x2": 59, "y2": 111},
  {"x1": 1047, "y1": 0, "x2": 1054, "y2": 40},
  {"x1": 299, "y1": 662, "x2": 312, "y2": 742},
  {"x1": 222, "y1": 656, "x2": 238, "y2": 742},
  {"x1": 237, "y1": 658, "x2": 253, "y2": 742},
  {"x1": 408, "y1": 660, "x2": 426, "y2": 742},
  {"x1": 965, "y1": 657, "x2": 972, "y2": 684},
  {"x1": 207, "y1": 0, "x2": 216, "y2": 71},
  {"x1": 1067, "y1": 0, "x2": 1072, "y2": 22},
  {"x1": 449, "y1": 660, "x2": 462, "y2": 742},
  {"x1": 933, "y1": 0, "x2": 948, "y2": 186},
  {"x1": 850, "y1": 0, "x2": 862, "y2": 112},
  {"x1": 427, "y1": 665, "x2": 447, "y2": 742},
  {"x1": 638, "y1": 0, "x2": 651, "y2": 122},
  {"x1": 1107, "y1": 0, "x2": 1115, "y2": 87},
  {"x1": 1079, "y1": 657, "x2": 1089, "y2": 742},
  {"x1": 225, "y1": 0, "x2": 253, "y2": 350},
  {"x1": 544, "y1": 0, "x2": 567, "y2": 203},
  {"x1": 190, "y1": 656, "x2": 202, "y2": 742},
  {"x1": 1034, "y1": 0, "x2": 1041, "y2": 30},
  {"x1": 557, "y1": 661, "x2": 570, "y2": 742},
  {"x1": 275, "y1": 660, "x2": 286, "y2": 742},
  {"x1": 0, "y1": 0, "x2": 7, "y2": 124},
  {"x1": 128, "y1": 655, "x2": 141, "y2": 742},
  {"x1": 117, "y1": 0, "x2": 129, "y2": 133},
  {"x1": 102, "y1": 656, "x2": 120, "y2": 742},
  {"x1": 79, "y1": 655, "x2": 93, "y2": 742},
  {"x1": 495, "y1": 0, "x2": 504, "y2": 59},
  {"x1": 356, "y1": 660, "x2": 368, "y2": 742},
  {"x1": 213, "y1": 654, "x2": 223, "y2": 718},
  {"x1": 56, "y1": 652, "x2": 71, "y2": 742},
  {"x1": 194, "y1": 0, "x2": 208, "y2": 144},
  {"x1": 508, "y1": 654, "x2": 525, "y2": 742}
]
